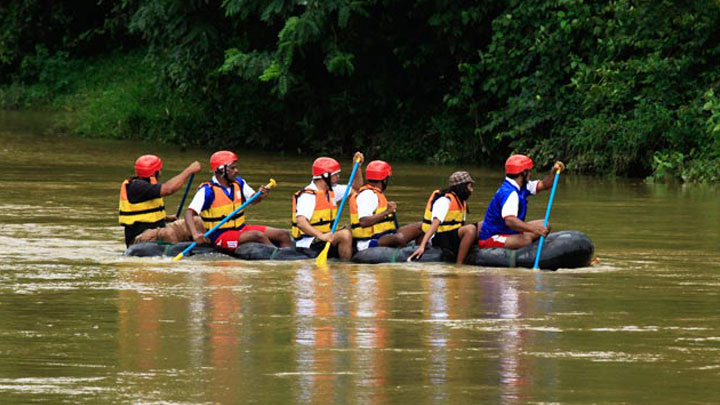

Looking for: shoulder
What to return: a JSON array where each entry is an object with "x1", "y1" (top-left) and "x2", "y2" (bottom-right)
[
  {"x1": 127, "y1": 179, "x2": 162, "y2": 201},
  {"x1": 525, "y1": 180, "x2": 540, "y2": 195},
  {"x1": 356, "y1": 189, "x2": 378, "y2": 204}
]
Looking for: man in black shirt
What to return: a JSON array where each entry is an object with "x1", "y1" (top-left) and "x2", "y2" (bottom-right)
[{"x1": 119, "y1": 154, "x2": 201, "y2": 247}]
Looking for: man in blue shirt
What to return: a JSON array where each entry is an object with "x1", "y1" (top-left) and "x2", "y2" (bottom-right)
[{"x1": 478, "y1": 155, "x2": 564, "y2": 249}]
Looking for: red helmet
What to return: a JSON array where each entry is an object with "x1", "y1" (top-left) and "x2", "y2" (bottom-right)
[
  {"x1": 135, "y1": 154, "x2": 163, "y2": 177},
  {"x1": 505, "y1": 154, "x2": 533, "y2": 175},
  {"x1": 312, "y1": 157, "x2": 341, "y2": 178},
  {"x1": 365, "y1": 160, "x2": 392, "y2": 181},
  {"x1": 210, "y1": 150, "x2": 238, "y2": 172}
]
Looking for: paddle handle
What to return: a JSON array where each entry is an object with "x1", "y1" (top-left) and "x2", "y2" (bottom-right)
[
  {"x1": 316, "y1": 157, "x2": 361, "y2": 266},
  {"x1": 173, "y1": 178, "x2": 277, "y2": 261},
  {"x1": 330, "y1": 158, "x2": 361, "y2": 234},
  {"x1": 175, "y1": 173, "x2": 195, "y2": 217},
  {"x1": 533, "y1": 169, "x2": 561, "y2": 269}
]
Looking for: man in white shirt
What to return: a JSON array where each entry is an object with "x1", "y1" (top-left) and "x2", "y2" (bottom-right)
[
  {"x1": 349, "y1": 160, "x2": 422, "y2": 251},
  {"x1": 292, "y1": 152, "x2": 364, "y2": 260},
  {"x1": 185, "y1": 151, "x2": 290, "y2": 251}
]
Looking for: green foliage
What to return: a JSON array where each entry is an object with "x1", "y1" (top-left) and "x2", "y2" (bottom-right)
[
  {"x1": 455, "y1": 0, "x2": 720, "y2": 179},
  {"x1": 2, "y1": 0, "x2": 720, "y2": 182}
]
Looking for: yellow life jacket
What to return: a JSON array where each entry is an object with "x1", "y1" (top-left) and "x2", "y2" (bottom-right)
[
  {"x1": 199, "y1": 181, "x2": 246, "y2": 231},
  {"x1": 291, "y1": 188, "x2": 337, "y2": 240},
  {"x1": 349, "y1": 184, "x2": 397, "y2": 240},
  {"x1": 421, "y1": 190, "x2": 466, "y2": 233},
  {"x1": 118, "y1": 178, "x2": 166, "y2": 225}
]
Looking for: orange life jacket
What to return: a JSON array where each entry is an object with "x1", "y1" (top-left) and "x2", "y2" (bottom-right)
[
  {"x1": 349, "y1": 184, "x2": 397, "y2": 240},
  {"x1": 421, "y1": 190, "x2": 466, "y2": 233},
  {"x1": 199, "y1": 181, "x2": 246, "y2": 231},
  {"x1": 291, "y1": 188, "x2": 337, "y2": 240}
]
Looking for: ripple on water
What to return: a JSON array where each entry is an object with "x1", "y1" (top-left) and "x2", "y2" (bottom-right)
[
  {"x1": 526, "y1": 350, "x2": 663, "y2": 362},
  {"x1": 0, "y1": 377, "x2": 111, "y2": 396}
]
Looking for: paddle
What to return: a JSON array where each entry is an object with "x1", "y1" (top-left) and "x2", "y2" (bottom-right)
[
  {"x1": 172, "y1": 178, "x2": 277, "y2": 261},
  {"x1": 532, "y1": 168, "x2": 561, "y2": 270},
  {"x1": 175, "y1": 173, "x2": 194, "y2": 217},
  {"x1": 316, "y1": 157, "x2": 361, "y2": 267}
]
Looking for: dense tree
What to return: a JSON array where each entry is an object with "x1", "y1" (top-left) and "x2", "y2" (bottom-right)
[{"x1": 1, "y1": 0, "x2": 719, "y2": 181}]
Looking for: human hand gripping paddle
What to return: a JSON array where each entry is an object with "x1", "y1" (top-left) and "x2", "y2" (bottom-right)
[
  {"x1": 175, "y1": 174, "x2": 195, "y2": 217},
  {"x1": 172, "y1": 178, "x2": 277, "y2": 261},
  {"x1": 316, "y1": 157, "x2": 362, "y2": 267},
  {"x1": 532, "y1": 166, "x2": 562, "y2": 270}
]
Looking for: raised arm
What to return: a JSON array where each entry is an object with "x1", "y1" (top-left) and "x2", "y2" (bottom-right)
[
  {"x1": 536, "y1": 161, "x2": 565, "y2": 192},
  {"x1": 160, "y1": 161, "x2": 202, "y2": 196},
  {"x1": 350, "y1": 151, "x2": 365, "y2": 191}
]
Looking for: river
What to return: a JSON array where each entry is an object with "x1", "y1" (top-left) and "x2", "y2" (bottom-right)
[{"x1": 1, "y1": 111, "x2": 719, "y2": 403}]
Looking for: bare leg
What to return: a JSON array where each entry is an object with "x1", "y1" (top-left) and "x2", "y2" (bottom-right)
[
  {"x1": 332, "y1": 228, "x2": 354, "y2": 260},
  {"x1": 503, "y1": 220, "x2": 545, "y2": 249},
  {"x1": 238, "y1": 230, "x2": 272, "y2": 246},
  {"x1": 378, "y1": 222, "x2": 423, "y2": 247},
  {"x1": 456, "y1": 224, "x2": 477, "y2": 265},
  {"x1": 264, "y1": 226, "x2": 292, "y2": 248}
]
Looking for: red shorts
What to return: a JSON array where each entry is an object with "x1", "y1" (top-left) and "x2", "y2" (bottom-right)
[
  {"x1": 213, "y1": 225, "x2": 267, "y2": 250},
  {"x1": 478, "y1": 234, "x2": 511, "y2": 249}
]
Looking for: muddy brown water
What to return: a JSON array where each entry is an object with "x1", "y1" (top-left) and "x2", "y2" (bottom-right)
[{"x1": 1, "y1": 111, "x2": 719, "y2": 403}]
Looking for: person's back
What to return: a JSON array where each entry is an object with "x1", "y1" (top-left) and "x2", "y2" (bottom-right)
[
  {"x1": 119, "y1": 154, "x2": 201, "y2": 247},
  {"x1": 119, "y1": 175, "x2": 167, "y2": 247}
]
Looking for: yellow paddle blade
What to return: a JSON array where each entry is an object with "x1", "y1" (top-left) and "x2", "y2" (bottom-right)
[
  {"x1": 172, "y1": 253, "x2": 184, "y2": 261},
  {"x1": 315, "y1": 242, "x2": 331, "y2": 267}
]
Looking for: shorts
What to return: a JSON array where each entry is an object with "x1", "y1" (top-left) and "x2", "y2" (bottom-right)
[
  {"x1": 213, "y1": 225, "x2": 268, "y2": 250},
  {"x1": 431, "y1": 228, "x2": 461, "y2": 257},
  {"x1": 308, "y1": 239, "x2": 341, "y2": 258},
  {"x1": 478, "y1": 234, "x2": 510, "y2": 249}
]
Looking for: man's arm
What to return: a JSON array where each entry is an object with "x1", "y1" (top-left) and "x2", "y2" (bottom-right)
[
  {"x1": 160, "y1": 161, "x2": 202, "y2": 196},
  {"x1": 505, "y1": 216, "x2": 548, "y2": 236},
  {"x1": 358, "y1": 202, "x2": 396, "y2": 227},
  {"x1": 184, "y1": 188, "x2": 210, "y2": 244},
  {"x1": 296, "y1": 216, "x2": 331, "y2": 242},
  {"x1": 350, "y1": 151, "x2": 365, "y2": 191},
  {"x1": 535, "y1": 161, "x2": 565, "y2": 193}
]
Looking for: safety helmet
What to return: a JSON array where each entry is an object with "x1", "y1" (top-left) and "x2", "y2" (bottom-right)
[
  {"x1": 365, "y1": 160, "x2": 392, "y2": 181},
  {"x1": 210, "y1": 150, "x2": 238, "y2": 172},
  {"x1": 312, "y1": 157, "x2": 341, "y2": 178},
  {"x1": 135, "y1": 154, "x2": 163, "y2": 177},
  {"x1": 505, "y1": 154, "x2": 533, "y2": 175}
]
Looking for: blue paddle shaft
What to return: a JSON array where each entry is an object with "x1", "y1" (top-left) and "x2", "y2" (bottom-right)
[
  {"x1": 176, "y1": 173, "x2": 194, "y2": 217},
  {"x1": 533, "y1": 170, "x2": 561, "y2": 269},
  {"x1": 176, "y1": 181, "x2": 270, "y2": 258},
  {"x1": 329, "y1": 159, "x2": 361, "y2": 234}
]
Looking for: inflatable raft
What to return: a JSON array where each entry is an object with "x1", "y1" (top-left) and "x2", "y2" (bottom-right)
[
  {"x1": 352, "y1": 230, "x2": 593, "y2": 270},
  {"x1": 124, "y1": 230, "x2": 593, "y2": 270}
]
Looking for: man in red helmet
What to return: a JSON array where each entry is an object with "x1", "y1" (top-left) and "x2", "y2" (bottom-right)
[
  {"x1": 185, "y1": 150, "x2": 291, "y2": 251},
  {"x1": 348, "y1": 160, "x2": 422, "y2": 251},
  {"x1": 119, "y1": 154, "x2": 202, "y2": 247},
  {"x1": 291, "y1": 152, "x2": 364, "y2": 260},
  {"x1": 478, "y1": 154, "x2": 565, "y2": 249}
]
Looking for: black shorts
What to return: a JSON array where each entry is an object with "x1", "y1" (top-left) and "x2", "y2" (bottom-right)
[
  {"x1": 431, "y1": 228, "x2": 461, "y2": 258},
  {"x1": 308, "y1": 239, "x2": 340, "y2": 258}
]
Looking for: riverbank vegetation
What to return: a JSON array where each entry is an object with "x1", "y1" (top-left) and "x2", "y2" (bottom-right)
[{"x1": 1, "y1": 1, "x2": 719, "y2": 181}]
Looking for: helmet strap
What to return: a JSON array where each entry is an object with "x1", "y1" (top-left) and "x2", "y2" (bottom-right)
[{"x1": 321, "y1": 173, "x2": 332, "y2": 191}]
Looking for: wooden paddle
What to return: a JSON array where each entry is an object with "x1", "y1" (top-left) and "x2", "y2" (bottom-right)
[
  {"x1": 316, "y1": 157, "x2": 361, "y2": 267},
  {"x1": 172, "y1": 178, "x2": 276, "y2": 261},
  {"x1": 533, "y1": 168, "x2": 561, "y2": 270}
]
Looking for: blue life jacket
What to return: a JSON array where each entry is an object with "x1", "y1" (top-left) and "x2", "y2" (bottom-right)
[{"x1": 479, "y1": 179, "x2": 531, "y2": 240}]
